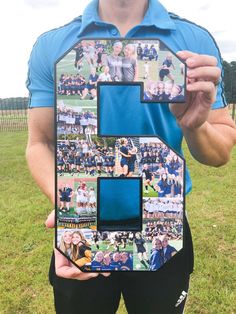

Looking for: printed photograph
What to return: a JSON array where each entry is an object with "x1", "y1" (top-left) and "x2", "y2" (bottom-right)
[
  {"x1": 57, "y1": 101, "x2": 97, "y2": 135},
  {"x1": 143, "y1": 197, "x2": 183, "y2": 219},
  {"x1": 56, "y1": 39, "x2": 186, "y2": 103},
  {"x1": 57, "y1": 135, "x2": 117, "y2": 178},
  {"x1": 139, "y1": 137, "x2": 184, "y2": 198},
  {"x1": 57, "y1": 228, "x2": 93, "y2": 271},
  {"x1": 133, "y1": 217, "x2": 183, "y2": 271},
  {"x1": 57, "y1": 177, "x2": 97, "y2": 230},
  {"x1": 91, "y1": 231, "x2": 133, "y2": 271}
]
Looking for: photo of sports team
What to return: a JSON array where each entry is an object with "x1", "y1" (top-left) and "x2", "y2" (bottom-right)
[
  {"x1": 57, "y1": 102, "x2": 97, "y2": 135},
  {"x1": 91, "y1": 231, "x2": 134, "y2": 271},
  {"x1": 57, "y1": 135, "x2": 184, "y2": 195},
  {"x1": 143, "y1": 197, "x2": 183, "y2": 219},
  {"x1": 56, "y1": 39, "x2": 186, "y2": 102}
]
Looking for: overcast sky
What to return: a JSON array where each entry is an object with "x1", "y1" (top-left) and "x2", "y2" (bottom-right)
[{"x1": 0, "y1": 0, "x2": 235, "y2": 98}]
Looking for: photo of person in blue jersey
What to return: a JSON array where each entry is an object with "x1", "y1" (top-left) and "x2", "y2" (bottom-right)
[
  {"x1": 81, "y1": 67, "x2": 99, "y2": 100},
  {"x1": 120, "y1": 252, "x2": 133, "y2": 271},
  {"x1": 149, "y1": 237, "x2": 164, "y2": 271},
  {"x1": 91, "y1": 232, "x2": 134, "y2": 271},
  {"x1": 58, "y1": 183, "x2": 74, "y2": 213},
  {"x1": 134, "y1": 232, "x2": 149, "y2": 270},
  {"x1": 160, "y1": 235, "x2": 177, "y2": 262},
  {"x1": 118, "y1": 137, "x2": 130, "y2": 176},
  {"x1": 159, "y1": 53, "x2": 175, "y2": 82}
]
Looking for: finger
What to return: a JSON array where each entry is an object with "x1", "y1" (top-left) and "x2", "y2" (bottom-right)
[
  {"x1": 187, "y1": 81, "x2": 216, "y2": 102},
  {"x1": 55, "y1": 248, "x2": 70, "y2": 268},
  {"x1": 45, "y1": 210, "x2": 55, "y2": 228},
  {"x1": 177, "y1": 51, "x2": 218, "y2": 68},
  {"x1": 187, "y1": 66, "x2": 221, "y2": 84},
  {"x1": 186, "y1": 55, "x2": 217, "y2": 68},
  {"x1": 100, "y1": 272, "x2": 111, "y2": 277},
  {"x1": 54, "y1": 249, "x2": 98, "y2": 280},
  {"x1": 177, "y1": 50, "x2": 198, "y2": 60}
]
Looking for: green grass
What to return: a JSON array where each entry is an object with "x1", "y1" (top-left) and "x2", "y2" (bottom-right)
[
  {"x1": 133, "y1": 239, "x2": 183, "y2": 271},
  {"x1": 0, "y1": 131, "x2": 236, "y2": 313}
]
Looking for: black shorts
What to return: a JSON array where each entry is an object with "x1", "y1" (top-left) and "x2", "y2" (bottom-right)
[
  {"x1": 49, "y1": 215, "x2": 194, "y2": 314},
  {"x1": 137, "y1": 246, "x2": 146, "y2": 254},
  {"x1": 159, "y1": 68, "x2": 170, "y2": 79}
]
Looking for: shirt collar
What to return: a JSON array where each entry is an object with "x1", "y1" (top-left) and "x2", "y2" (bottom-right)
[{"x1": 78, "y1": 0, "x2": 176, "y2": 36}]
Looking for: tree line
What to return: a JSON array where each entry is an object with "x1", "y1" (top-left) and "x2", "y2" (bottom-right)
[{"x1": 0, "y1": 60, "x2": 235, "y2": 109}]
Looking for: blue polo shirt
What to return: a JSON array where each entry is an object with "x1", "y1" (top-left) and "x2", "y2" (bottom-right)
[{"x1": 26, "y1": 0, "x2": 227, "y2": 194}]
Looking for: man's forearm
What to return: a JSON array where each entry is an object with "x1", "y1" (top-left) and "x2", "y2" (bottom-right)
[
  {"x1": 26, "y1": 142, "x2": 55, "y2": 204},
  {"x1": 183, "y1": 122, "x2": 236, "y2": 167}
]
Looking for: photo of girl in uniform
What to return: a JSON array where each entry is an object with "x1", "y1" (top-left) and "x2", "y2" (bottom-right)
[
  {"x1": 56, "y1": 38, "x2": 186, "y2": 103},
  {"x1": 134, "y1": 232, "x2": 149, "y2": 270},
  {"x1": 58, "y1": 183, "x2": 74, "y2": 213},
  {"x1": 135, "y1": 222, "x2": 182, "y2": 271},
  {"x1": 57, "y1": 229, "x2": 92, "y2": 271},
  {"x1": 117, "y1": 137, "x2": 139, "y2": 177},
  {"x1": 91, "y1": 251, "x2": 133, "y2": 271},
  {"x1": 91, "y1": 231, "x2": 134, "y2": 271}
]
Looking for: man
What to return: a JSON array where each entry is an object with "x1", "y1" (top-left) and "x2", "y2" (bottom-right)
[{"x1": 26, "y1": 0, "x2": 236, "y2": 313}]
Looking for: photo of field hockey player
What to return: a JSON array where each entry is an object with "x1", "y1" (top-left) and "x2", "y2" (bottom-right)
[
  {"x1": 132, "y1": 217, "x2": 182, "y2": 271},
  {"x1": 57, "y1": 229, "x2": 93, "y2": 271},
  {"x1": 57, "y1": 103, "x2": 97, "y2": 135},
  {"x1": 56, "y1": 38, "x2": 186, "y2": 103},
  {"x1": 133, "y1": 232, "x2": 149, "y2": 270},
  {"x1": 138, "y1": 138, "x2": 184, "y2": 198},
  {"x1": 116, "y1": 137, "x2": 139, "y2": 177},
  {"x1": 91, "y1": 231, "x2": 133, "y2": 271},
  {"x1": 57, "y1": 179, "x2": 74, "y2": 214}
]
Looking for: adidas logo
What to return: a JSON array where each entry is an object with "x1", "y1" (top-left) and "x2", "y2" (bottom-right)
[{"x1": 175, "y1": 291, "x2": 188, "y2": 307}]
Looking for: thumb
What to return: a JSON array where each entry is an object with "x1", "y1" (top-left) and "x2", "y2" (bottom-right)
[{"x1": 45, "y1": 210, "x2": 55, "y2": 228}]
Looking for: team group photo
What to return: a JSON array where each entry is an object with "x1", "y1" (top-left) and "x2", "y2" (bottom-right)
[{"x1": 56, "y1": 38, "x2": 186, "y2": 103}]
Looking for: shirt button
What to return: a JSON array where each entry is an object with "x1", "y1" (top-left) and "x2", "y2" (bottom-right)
[{"x1": 111, "y1": 28, "x2": 119, "y2": 36}]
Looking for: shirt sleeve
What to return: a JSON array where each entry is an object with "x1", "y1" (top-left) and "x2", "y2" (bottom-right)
[
  {"x1": 197, "y1": 29, "x2": 228, "y2": 110},
  {"x1": 26, "y1": 35, "x2": 54, "y2": 108}
]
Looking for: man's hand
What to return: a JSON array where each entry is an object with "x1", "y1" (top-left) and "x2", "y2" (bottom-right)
[
  {"x1": 46, "y1": 210, "x2": 110, "y2": 280},
  {"x1": 170, "y1": 50, "x2": 221, "y2": 130}
]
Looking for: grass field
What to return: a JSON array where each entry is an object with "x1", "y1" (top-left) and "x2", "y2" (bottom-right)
[
  {"x1": 133, "y1": 239, "x2": 183, "y2": 271},
  {"x1": 0, "y1": 131, "x2": 236, "y2": 313}
]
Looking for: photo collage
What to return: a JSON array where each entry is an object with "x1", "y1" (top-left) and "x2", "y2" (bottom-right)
[{"x1": 56, "y1": 38, "x2": 185, "y2": 272}]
